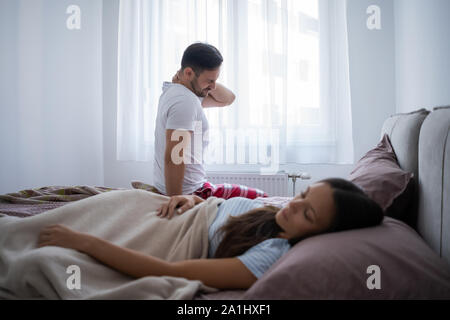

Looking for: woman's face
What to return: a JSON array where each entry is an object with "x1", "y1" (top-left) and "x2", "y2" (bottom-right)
[{"x1": 275, "y1": 182, "x2": 336, "y2": 240}]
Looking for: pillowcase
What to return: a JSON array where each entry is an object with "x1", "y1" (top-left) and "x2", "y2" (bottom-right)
[
  {"x1": 348, "y1": 134, "x2": 414, "y2": 220},
  {"x1": 243, "y1": 217, "x2": 450, "y2": 299}
]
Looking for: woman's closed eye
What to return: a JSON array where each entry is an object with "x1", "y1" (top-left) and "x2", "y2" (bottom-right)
[
  {"x1": 299, "y1": 187, "x2": 309, "y2": 199},
  {"x1": 299, "y1": 190, "x2": 315, "y2": 223},
  {"x1": 304, "y1": 209, "x2": 313, "y2": 223}
]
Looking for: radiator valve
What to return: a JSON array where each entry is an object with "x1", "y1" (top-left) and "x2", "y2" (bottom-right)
[{"x1": 288, "y1": 172, "x2": 311, "y2": 197}]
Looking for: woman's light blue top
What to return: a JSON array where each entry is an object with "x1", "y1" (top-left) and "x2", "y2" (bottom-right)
[{"x1": 208, "y1": 197, "x2": 291, "y2": 278}]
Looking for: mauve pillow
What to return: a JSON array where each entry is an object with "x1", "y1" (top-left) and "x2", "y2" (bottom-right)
[
  {"x1": 243, "y1": 217, "x2": 450, "y2": 299},
  {"x1": 348, "y1": 134, "x2": 414, "y2": 218}
]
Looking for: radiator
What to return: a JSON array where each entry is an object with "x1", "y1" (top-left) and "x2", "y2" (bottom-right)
[{"x1": 205, "y1": 172, "x2": 289, "y2": 197}]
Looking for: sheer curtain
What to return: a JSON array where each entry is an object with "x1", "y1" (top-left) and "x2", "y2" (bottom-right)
[{"x1": 117, "y1": 0, "x2": 354, "y2": 169}]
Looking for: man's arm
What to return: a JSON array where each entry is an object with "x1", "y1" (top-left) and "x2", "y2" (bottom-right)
[
  {"x1": 202, "y1": 83, "x2": 236, "y2": 108},
  {"x1": 172, "y1": 70, "x2": 235, "y2": 108},
  {"x1": 164, "y1": 129, "x2": 191, "y2": 196}
]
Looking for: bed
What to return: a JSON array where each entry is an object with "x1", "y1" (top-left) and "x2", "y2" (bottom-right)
[{"x1": 1, "y1": 107, "x2": 450, "y2": 299}]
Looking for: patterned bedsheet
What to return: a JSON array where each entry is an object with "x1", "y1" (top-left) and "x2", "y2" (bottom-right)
[{"x1": 0, "y1": 185, "x2": 122, "y2": 217}]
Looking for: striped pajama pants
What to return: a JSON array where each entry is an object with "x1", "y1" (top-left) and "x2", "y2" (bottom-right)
[{"x1": 193, "y1": 181, "x2": 268, "y2": 200}]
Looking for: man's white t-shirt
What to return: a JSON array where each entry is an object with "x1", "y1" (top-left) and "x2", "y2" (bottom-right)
[{"x1": 153, "y1": 82, "x2": 209, "y2": 195}]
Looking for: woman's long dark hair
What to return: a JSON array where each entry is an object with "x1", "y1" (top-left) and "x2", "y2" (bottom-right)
[{"x1": 213, "y1": 178, "x2": 384, "y2": 259}]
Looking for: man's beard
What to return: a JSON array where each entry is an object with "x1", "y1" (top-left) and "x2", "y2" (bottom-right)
[{"x1": 190, "y1": 78, "x2": 209, "y2": 97}]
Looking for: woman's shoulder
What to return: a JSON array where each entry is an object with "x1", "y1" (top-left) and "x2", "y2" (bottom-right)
[
  {"x1": 222, "y1": 197, "x2": 265, "y2": 208},
  {"x1": 251, "y1": 238, "x2": 291, "y2": 251},
  {"x1": 215, "y1": 197, "x2": 265, "y2": 217}
]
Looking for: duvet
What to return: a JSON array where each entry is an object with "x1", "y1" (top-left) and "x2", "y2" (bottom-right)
[{"x1": 0, "y1": 189, "x2": 224, "y2": 299}]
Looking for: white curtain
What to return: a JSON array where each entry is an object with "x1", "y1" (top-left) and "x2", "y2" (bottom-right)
[{"x1": 117, "y1": 0, "x2": 354, "y2": 167}]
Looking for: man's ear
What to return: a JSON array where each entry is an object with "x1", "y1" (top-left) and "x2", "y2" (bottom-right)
[{"x1": 183, "y1": 67, "x2": 196, "y2": 80}]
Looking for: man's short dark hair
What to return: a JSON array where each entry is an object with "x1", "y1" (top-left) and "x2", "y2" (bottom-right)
[{"x1": 181, "y1": 42, "x2": 223, "y2": 76}]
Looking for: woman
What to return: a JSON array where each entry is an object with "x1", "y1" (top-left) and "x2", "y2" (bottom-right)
[{"x1": 37, "y1": 178, "x2": 383, "y2": 290}]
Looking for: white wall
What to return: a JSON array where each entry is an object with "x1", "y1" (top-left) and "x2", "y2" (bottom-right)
[
  {"x1": 347, "y1": 0, "x2": 396, "y2": 161},
  {"x1": 394, "y1": 0, "x2": 450, "y2": 113},
  {"x1": 0, "y1": 0, "x2": 104, "y2": 194}
]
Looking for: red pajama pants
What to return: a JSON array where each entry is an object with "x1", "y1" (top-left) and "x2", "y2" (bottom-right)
[{"x1": 193, "y1": 181, "x2": 268, "y2": 200}]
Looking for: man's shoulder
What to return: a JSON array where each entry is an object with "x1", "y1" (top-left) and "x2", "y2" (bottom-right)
[{"x1": 161, "y1": 86, "x2": 201, "y2": 117}]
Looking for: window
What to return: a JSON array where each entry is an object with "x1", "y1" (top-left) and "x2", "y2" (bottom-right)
[{"x1": 117, "y1": 0, "x2": 353, "y2": 168}]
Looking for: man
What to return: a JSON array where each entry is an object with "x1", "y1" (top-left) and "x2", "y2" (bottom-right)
[{"x1": 153, "y1": 42, "x2": 267, "y2": 200}]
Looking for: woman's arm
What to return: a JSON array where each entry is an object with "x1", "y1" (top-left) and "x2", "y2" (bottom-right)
[
  {"x1": 171, "y1": 258, "x2": 257, "y2": 289},
  {"x1": 84, "y1": 233, "x2": 173, "y2": 278},
  {"x1": 38, "y1": 225, "x2": 170, "y2": 278},
  {"x1": 38, "y1": 225, "x2": 257, "y2": 289},
  {"x1": 85, "y1": 236, "x2": 257, "y2": 289}
]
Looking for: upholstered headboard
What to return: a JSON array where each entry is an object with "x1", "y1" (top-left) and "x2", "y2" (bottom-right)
[
  {"x1": 381, "y1": 107, "x2": 450, "y2": 265},
  {"x1": 381, "y1": 109, "x2": 429, "y2": 228},
  {"x1": 417, "y1": 106, "x2": 450, "y2": 265}
]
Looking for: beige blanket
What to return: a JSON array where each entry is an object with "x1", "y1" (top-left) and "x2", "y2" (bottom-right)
[{"x1": 0, "y1": 190, "x2": 225, "y2": 299}]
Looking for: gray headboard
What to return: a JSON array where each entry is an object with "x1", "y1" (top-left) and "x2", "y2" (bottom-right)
[
  {"x1": 417, "y1": 106, "x2": 450, "y2": 265},
  {"x1": 381, "y1": 107, "x2": 450, "y2": 265}
]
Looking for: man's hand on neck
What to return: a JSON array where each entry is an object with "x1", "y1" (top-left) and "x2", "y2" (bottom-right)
[{"x1": 172, "y1": 69, "x2": 199, "y2": 96}]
